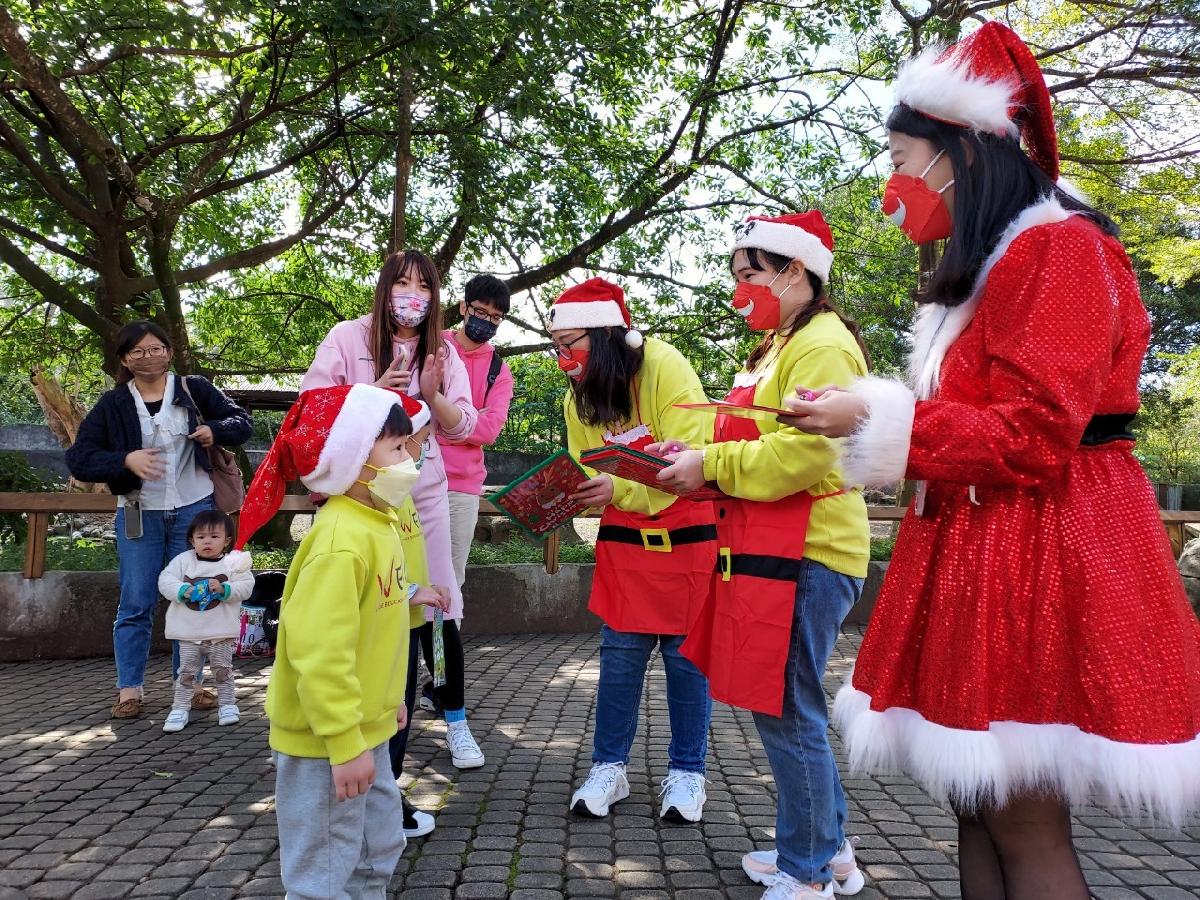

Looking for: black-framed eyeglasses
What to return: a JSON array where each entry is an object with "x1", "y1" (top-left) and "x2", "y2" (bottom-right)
[
  {"x1": 546, "y1": 333, "x2": 587, "y2": 360},
  {"x1": 466, "y1": 303, "x2": 504, "y2": 325},
  {"x1": 125, "y1": 345, "x2": 169, "y2": 360}
]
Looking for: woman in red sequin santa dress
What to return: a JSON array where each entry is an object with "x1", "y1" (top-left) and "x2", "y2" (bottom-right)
[{"x1": 782, "y1": 21, "x2": 1200, "y2": 900}]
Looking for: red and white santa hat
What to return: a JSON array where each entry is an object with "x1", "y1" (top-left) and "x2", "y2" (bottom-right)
[
  {"x1": 234, "y1": 384, "x2": 429, "y2": 549},
  {"x1": 549, "y1": 277, "x2": 643, "y2": 349},
  {"x1": 730, "y1": 210, "x2": 835, "y2": 285},
  {"x1": 893, "y1": 21, "x2": 1059, "y2": 180}
]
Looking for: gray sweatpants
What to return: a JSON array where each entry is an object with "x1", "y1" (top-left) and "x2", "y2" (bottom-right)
[{"x1": 274, "y1": 742, "x2": 405, "y2": 899}]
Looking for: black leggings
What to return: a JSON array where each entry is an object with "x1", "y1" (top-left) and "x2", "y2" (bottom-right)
[
  {"x1": 387, "y1": 619, "x2": 465, "y2": 778},
  {"x1": 954, "y1": 793, "x2": 1089, "y2": 900}
]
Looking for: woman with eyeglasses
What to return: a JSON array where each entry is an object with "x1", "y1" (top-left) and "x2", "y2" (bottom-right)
[
  {"x1": 301, "y1": 249, "x2": 481, "y2": 838},
  {"x1": 549, "y1": 278, "x2": 718, "y2": 824},
  {"x1": 66, "y1": 321, "x2": 252, "y2": 719}
]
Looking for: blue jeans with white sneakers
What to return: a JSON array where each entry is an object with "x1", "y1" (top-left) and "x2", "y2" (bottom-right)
[
  {"x1": 751, "y1": 559, "x2": 863, "y2": 886},
  {"x1": 592, "y1": 626, "x2": 711, "y2": 773}
]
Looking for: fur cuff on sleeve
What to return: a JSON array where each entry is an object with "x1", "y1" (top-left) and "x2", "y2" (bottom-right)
[{"x1": 841, "y1": 377, "x2": 916, "y2": 487}]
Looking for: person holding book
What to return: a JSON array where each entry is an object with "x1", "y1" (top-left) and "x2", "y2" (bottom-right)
[
  {"x1": 778, "y1": 23, "x2": 1200, "y2": 900},
  {"x1": 550, "y1": 277, "x2": 717, "y2": 823},
  {"x1": 653, "y1": 212, "x2": 871, "y2": 899},
  {"x1": 301, "y1": 249, "x2": 484, "y2": 837}
]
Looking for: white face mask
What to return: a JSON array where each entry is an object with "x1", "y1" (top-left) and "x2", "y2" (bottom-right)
[
  {"x1": 391, "y1": 292, "x2": 430, "y2": 328},
  {"x1": 358, "y1": 459, "x2": 420, "y2": 508}
]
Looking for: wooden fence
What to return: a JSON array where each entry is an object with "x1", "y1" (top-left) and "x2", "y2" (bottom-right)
[{"x1": 0, "y1": 492, "x2": 1194, "y2": 579}]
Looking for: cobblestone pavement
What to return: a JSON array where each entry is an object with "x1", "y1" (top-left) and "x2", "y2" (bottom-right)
[{"x1": 1, "y1": 628, "x2": 1198, "y2": 900}]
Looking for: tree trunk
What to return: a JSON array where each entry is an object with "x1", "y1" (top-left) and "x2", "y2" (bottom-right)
[
  {"x1": 390, "y1": 68, "x2": 414, "y2": 256},
  {"x1": 31, "y1": 366, "x2": 106, "y2": 493}
]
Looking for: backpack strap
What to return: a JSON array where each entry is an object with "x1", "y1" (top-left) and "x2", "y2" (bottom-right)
[{"x1": 484, "y1": 350, "x2": 503, "y2": 400}]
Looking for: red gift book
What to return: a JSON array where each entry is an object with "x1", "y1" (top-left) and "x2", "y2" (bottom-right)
[
  {"x1": 580, "y1": 445, "x2": 725, "y2": 501},
  {"x1": 486, "y1": 449, "x2": 589, "y2": 541},
  {"x1": 673, "y1": 399, "x2": 796, "y2": 421}
]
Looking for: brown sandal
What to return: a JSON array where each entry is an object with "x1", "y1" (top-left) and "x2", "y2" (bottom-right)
[
  {"x1": 191, "y1": 688, "x2": 218, "y2": 711},
  {"x1": 110, "y1": 697, "x2": 142, "y2": 719}
]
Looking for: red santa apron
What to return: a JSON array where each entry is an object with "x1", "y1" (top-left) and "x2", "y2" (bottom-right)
[
  {"x1": 588, "y1": 400, "x2": 716, "y2": 636},
  {"x1": 681, "y1": 379, "x2": 838, "y2": 716}
]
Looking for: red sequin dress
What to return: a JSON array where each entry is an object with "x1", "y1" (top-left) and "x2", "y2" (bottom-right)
[{"x1": 839, "y1": 197, "x2": 1200, "y2": 825}]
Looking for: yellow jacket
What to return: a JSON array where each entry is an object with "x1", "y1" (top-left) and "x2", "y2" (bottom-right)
[
  {"x1": 266, "y1": 495, "x2": 412, "y2": 764},
  {"x1": 395, "y1": 496, "x2": 430, "y2": 629},
  {"x1": 702, "y1": 312, "x2": 870, "y2": 578},
  {"x1": 564, "y1": 337, "x2": 712, "y2": 517}
]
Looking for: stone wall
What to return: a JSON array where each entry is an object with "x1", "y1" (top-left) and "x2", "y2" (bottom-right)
[{"x1": 0, "y1": 561, "x2": 890, "y2": 662}]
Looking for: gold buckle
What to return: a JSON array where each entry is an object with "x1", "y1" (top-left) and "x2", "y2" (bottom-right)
[
  {"x1": 719, "y1": 547, "x2": 732, "y2": 581},
  {"x1": 640, "y1": 527, "x2": 671, "y2": 552}
]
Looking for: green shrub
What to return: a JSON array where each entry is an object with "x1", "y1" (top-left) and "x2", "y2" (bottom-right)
[{"x1": 0, "y1": 451, "x2": 60, "y2": 543}]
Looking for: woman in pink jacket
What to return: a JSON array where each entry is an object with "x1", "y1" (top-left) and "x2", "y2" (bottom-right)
[{"x1": 301, "y1": 249, "x2": 484, "y2": 832}]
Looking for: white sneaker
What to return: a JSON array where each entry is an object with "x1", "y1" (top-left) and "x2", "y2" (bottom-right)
[
  {"x1": 761, "y1": 871, "x2": 833, "y2": 899},
  {"x1": 570, "y1": 763, "x2": 630, "y2": 818},
  {"x1": 402, "y1": 797, "x2": 436, "y2": 838},
  {"x1": 162, "y1": 709, "x2": 189, "y2": 733},
  {"x1": 659, "y1": 769, "x2": 707, "y2": 822},
  {"x1": 743, "y1": 839, "x2": 864, "y2": 895},
  {"x1": 218, "y1": 705, "x2": 240, "y2": 726},
  {"x1": 446, "y1": 721, "x2": 485, "y2": 769}
]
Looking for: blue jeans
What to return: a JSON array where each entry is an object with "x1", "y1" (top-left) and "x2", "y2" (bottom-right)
[
  {"x1": 113, "y1": 495, "x2": 213, "y2": 689},
  {"x1": 593, "y1": 625, "x2": 711, "y2": 773},
  {"x1": 752, "y1": 559, "x2": 863, "y2": 885}
]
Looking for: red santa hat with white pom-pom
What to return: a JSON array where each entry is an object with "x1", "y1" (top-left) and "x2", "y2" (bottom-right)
[
  {"x1": 893, "y1": 21, "x2": 1061, "y2": 182},
  {"x1": 729, "y1": 210, "x2": 836, "y2": 285},
  {"x1": 549, "y1": 277, "x2": 643, "y2": 349},
  {"x1": 234, "y1": 384, "x2": 429, "y2": 550}
]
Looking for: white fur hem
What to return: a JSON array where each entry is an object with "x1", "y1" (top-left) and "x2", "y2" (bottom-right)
[
  {"x1": 841, "y1": 377, "x2": 915, "y2": 488},
  {"x1": 549, "y1": 299, "x2": 626, "y2": 331},
  {"x1": 835, "y1": 684, "x2": 1200, "y2": 827}
]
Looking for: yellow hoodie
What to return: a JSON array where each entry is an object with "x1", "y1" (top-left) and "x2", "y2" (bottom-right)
[
  {"x1": 395, "y1": 495, "x2": 430, "y2": 630},
  {"x1": 702, "y1": 312, "x2": 870, "y2": 578},
  {"x1": 266, "y1": 495, "x2": 412, "y2": 764},
  {"x1": 564, "y1": 337, "x2": 712, "y2": 517}
]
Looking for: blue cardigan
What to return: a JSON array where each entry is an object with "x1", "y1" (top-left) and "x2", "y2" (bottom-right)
[{"x1": 65, "y1": 375, "x2": 253, "y2": 497}]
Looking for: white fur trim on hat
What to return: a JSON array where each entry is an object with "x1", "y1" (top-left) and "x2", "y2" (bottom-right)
[
  {"x1": 894, "y1": 45, "x2": 1019, "y2": 138},
  {"x1": 301, "y1": 383, "x2": 404, "y2": 496},
  {"x1": 730, "y1": 221, "x2": 834, "y2": 284},
  {"x1": 549, "y1": 299, "x2": 626, "y2": 332},
  {"x1": 407, "y1": 398, "x2": 431, "y2": 432}
]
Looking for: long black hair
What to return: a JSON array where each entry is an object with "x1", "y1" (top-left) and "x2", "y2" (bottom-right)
[
  {"x1": 731, "y1": 248, "x2": 871, "y2": 371},
  {"x1": 887, "y1": 105, "x2": 1117, "y2": 307},
  {"x1": 567, "y1": 327, "x2": 644, "y2": 427},
  {"x1": 114, "y1": 320, "x2": 173, "y2": 384}
]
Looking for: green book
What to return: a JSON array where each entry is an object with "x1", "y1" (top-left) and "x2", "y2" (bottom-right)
[{"x1": 486, "y1": 448, "x2": 589, "y2": 542}]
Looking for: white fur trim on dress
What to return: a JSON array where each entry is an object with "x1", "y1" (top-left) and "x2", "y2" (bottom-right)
[
  {"x1": 549, "y1": 299, "x2": 626, "y2": 331},
  {"x1": 731, "y1": 220, "x2": 834, "y2": 284},
  {"x1": 841, "y1": 376, "x2": 915, "y2": 488},
  {"x1": 907, "y1": 195, "x2": 1071, "y2": 400},
  {"x1": 302, "y1": 383, "x2": 404, "y2": 496},
  {"x1": 835, "y1": 683, "x2": 1200, "y2": 827},
  {"x1": 894, "y1": 44, "x2": 1019, "y2": 138}
]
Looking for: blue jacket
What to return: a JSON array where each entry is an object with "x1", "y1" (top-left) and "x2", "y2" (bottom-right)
[{"x1": 65, "y1": 375, "x2": 252, "y2": 497}]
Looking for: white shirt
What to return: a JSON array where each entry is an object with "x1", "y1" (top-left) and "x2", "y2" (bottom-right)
[{"x1": 120, "y1": 377, "x2": 214, "y2": 511}]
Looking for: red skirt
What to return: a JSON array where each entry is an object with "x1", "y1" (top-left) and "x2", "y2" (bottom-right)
[{"x1": 837, "y1": 443, "x2": 1200, "y2": 824}]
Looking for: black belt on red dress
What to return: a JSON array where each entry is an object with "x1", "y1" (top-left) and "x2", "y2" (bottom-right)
[
  {"x1": 1081, "y1": 413, "x2": 1135, "y2": 446},
  {"x1": 716, "y1": 551, "x2": 802, "y2": 583},
  {"x1": 597, "y1": 523, "x2": 717, "y2": 549}
]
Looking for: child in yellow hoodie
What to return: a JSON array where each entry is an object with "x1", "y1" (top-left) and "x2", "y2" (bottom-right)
[{"x1": 235, "y1": 385, "x2": 448, "y2": 899}]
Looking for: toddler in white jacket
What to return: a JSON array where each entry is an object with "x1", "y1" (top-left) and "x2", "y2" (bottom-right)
[{"x1": 158, "y1": 509, "x2": 254, "y2": 732}]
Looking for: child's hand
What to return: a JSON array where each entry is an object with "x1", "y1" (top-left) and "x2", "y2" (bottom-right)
[
  {"x1": 397, "y1": 704, "x2": 408, "y2": 730},
  {"x1": 331, "y1": 749, "x2": 375, "y2": 802},
  {"x1": 569, "y1": 474, "x2": 613, "y2": 507},
  {"x1": 207, "y1": 579, "x2": 222, "y2": 595},
  {"x1": 182, "y1": 585, "x2": 194, "y2": 599},
  {"x1": 411, "y1": 586, "x2": 450, "y2": 611},
  {"x1": 644, "y1": 439, "x2": 691, "y2": 456},
  {"x1": 657, "y1": 449, "x2": 706, "y2": 492}
]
